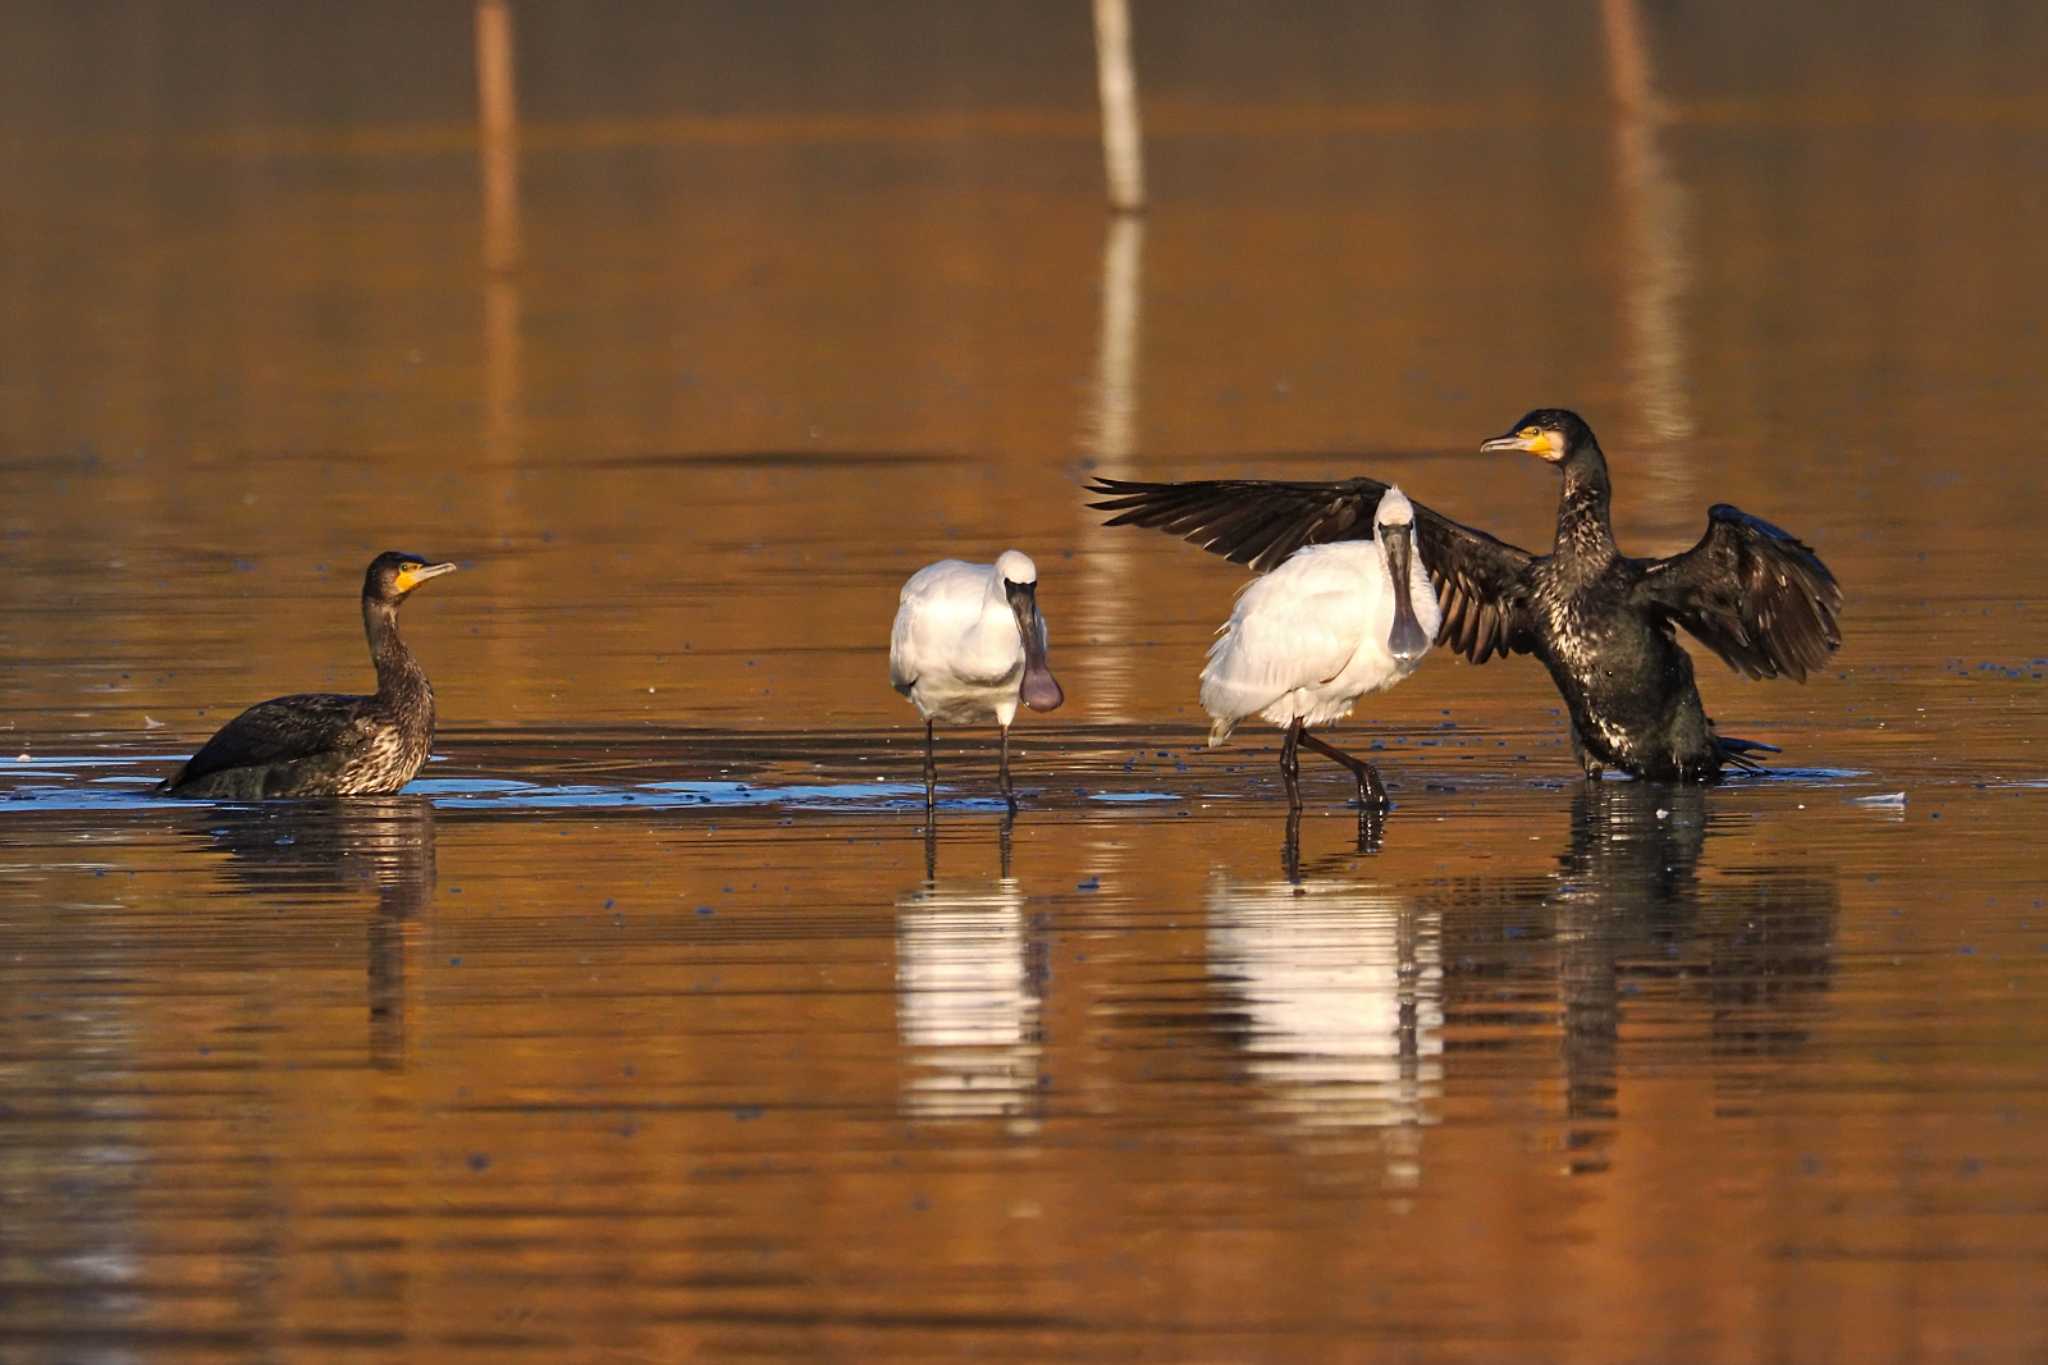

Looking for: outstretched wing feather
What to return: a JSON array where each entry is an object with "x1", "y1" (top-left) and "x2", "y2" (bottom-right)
[
  {"x1": 1636, "y1": 504, "x2": 1843, "y2": 680},
  {"x1": 1087, "y1": 473, "x2": 1540, "y2": 666}
]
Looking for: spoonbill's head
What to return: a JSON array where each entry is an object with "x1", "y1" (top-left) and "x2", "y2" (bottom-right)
[
  {"x1": 996, "y1": 550, "x2": 1064, "y2": 712},
  {"x1": 1479, "y1": 408, "x2": 1598, "y2": 465},
  {"x1": 1373, "y1": 490, "x2": 1431, "y2": 664},
  {"x1": 364, "y1": 551, "x2": 459, "y2": 607}
]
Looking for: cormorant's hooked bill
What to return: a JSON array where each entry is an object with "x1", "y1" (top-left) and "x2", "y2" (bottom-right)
[
  {"x1": 397, "y1": 561, "x2": 459, "y2": 590},
  {"x1": 1480, "y1": 409, "x2": 1594, "y2": 464},
  {"x1": 364, "y1": 552, "x2": 459, "y2": 603}
]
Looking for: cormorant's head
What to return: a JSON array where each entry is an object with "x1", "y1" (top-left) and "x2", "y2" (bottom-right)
[
  {"x1": 1480, "y1": 409, "x2": 1598, "y2": 465},
  {"x1": 364, "y1": 551, "x2": 458, "y2": 605},
  {"x1": 995, "y1": 549, "x2": 1064, "y2": 713}
]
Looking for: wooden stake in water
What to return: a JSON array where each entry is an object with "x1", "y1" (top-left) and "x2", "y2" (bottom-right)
[
  {"x1": 1092, "y1": 0, "x2": 1146, "y2": 213},
  {"x1": 476, "y1": 0, "x2": 521, "y2": 272}
]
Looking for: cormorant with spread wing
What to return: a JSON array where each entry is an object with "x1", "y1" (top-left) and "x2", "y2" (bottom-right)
[{"x1": 1088, "y1": 409, "x2": 1842, "y2": 782}]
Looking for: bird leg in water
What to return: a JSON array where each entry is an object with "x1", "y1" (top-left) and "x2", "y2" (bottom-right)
[
  {"x1": 1282, "y1": 806, "x2": 1303, "y2": 882},
  {"x1": 1299, "y1": 728, "x2": 1390, "y2": 812},
  {"x1": 923, "y1": 720, "x2": 938, "y2": 813},
  {"x1": 1280, "y1": 719, "x2": 1305, "y2": 811},
  {"x1": 1357, "y1": 804, "x2": 1386, "y2": 854},
  {"x1": 1569, "y1": 723, "x2": 1605, "y2": 780},
  {"x1": 998, "y1": 810, "x2": 1014, "y2": 879},
  {"x1": 999, "y1": 726, "x2": 1018, "y2": 812}
]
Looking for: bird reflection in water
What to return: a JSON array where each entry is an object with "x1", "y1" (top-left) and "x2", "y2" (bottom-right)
[
  {"x1": 1207, "y1": 821, "x2": 1442, "y2": 1183},
  {"x1": 1210, "y1": 785, "x2": 1838, "y2": 1185},
  {"x1": 184, "y1": 796, "x2": 437, "y2": 1070},
  {"x1": 896, "y1": 815, "x2": 1045, "y2": 1127},
  {"x1": 1283, "y1": 805, "x2": 1384, "y2": 882},
  {"x1": 1435, "y1": 781, "x2": 1838, "y2": 1175}
]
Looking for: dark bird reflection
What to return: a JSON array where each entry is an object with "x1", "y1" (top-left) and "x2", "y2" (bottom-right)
[
  {"x1": 1205, "y1": 783, "x2": 1837, "y2": 1181},
  {"x1": 896, "y1": 815, "x2": 1044, "y2": 1127},
  {"x1": 181, "y1": 796, "x2": 438, "y2": 1070},
  {"x1": 1434, "y1": 782, "x2": 1838, "y2": 1175}
]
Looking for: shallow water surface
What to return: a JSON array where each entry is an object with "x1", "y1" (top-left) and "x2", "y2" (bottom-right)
[{"x1": 4, "y1": 3, "x2": 2048, "y2": 1361}]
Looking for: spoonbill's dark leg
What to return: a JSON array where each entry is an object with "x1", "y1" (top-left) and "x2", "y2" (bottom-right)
[
  {"x1": 1356, "y1": 804, "x2": 1386, "y2": 854},
  {"x1": 1282, "y1": 806, "x2": 1303, "y2": 882},
  {"x1": 923, "y1": 821, "x2": 938, "y2": 882},
  {"x1": 998, "y1": 810, "x2": 1014, "y2": 879},
  {"x1": 923, "y1": 720, "x2": 938, "y2": 813},
  {"x1": 1299, "y1": 728, "x2": 1389, "y2": 812},
  {"x1": 999, "y1": 726, "x2": 1018, "y2": 812},
  {"x1": 1280, "y1": 719, "x2": 1305, "y2": 811}
]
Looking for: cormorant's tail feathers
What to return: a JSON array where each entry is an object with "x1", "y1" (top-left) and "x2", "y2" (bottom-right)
[{"x1": 1714, "y1": 734, "x2": 1782, "y2": 772}]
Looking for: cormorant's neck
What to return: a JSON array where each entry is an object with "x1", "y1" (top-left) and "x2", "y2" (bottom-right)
[
  {"x1": 363, "y1": 597, "x2": 430, "y2": 699},
  {"x1": 1552, "y1": 444, "x2": 1615, "y2": 562}
]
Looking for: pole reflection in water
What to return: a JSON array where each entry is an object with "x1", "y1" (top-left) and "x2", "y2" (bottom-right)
[
  {"x1": 1205, "y1": 825, "x2": 1442, "y2": 1174},
  {"x1": 895, "y1": 816, "x2": 1045, "y2": 1127},
  {"x1": 1075, "y1": 213, "x2": 1146, "y2": 722},
  {"x1": 1086, "y1": 214, "x2": 1144, "y2": 464},
  {"x1": 1602, "y1": 0, "x2": 1695, "y2": 516},
  {"x1": 188, "y1": 796, "x2": 438, "y2": 1071},
  {"x1": 476, "y1": 0, "x2": 524, "y2": 472},
  {"x1": 1436, "y1": 782, "x2": 1838, "y2": 1176}
]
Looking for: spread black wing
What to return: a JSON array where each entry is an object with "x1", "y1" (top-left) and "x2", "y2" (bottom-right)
[
  {"x1": 164, "y1": 692, "x2": 372, "y2": 788},
  {"x1": 1634, "y1": 504, "x2": 1843, "y2": 681},
  {"x1": 1085, "y1": 475, "x2": 1540, "y2": 665}
]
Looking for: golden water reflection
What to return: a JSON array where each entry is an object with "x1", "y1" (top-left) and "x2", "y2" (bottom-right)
[{"x1": 2, "y1": 2, "x2": 2047, "y2": 1358}]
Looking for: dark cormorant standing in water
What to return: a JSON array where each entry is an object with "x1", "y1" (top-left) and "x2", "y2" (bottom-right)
[
  {"x1": 1088, "y1": 410, "x2": 1842, "y2": 781},
  {"x1": 159, "y1": 552, "x2": 458, "y2": 798}
]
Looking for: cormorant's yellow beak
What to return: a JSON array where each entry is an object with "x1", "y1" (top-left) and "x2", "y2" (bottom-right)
[
  {"x1": 395, "y1": 561, "x2": 459, "y2": 593},
  {"x1": 1480, "y1": 429, "x2": 1566, "y2": 462}
]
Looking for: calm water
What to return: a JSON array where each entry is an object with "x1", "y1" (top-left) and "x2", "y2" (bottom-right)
[{"x1": 4, "y1": 3, "x2": 2047, "y2": 1360}]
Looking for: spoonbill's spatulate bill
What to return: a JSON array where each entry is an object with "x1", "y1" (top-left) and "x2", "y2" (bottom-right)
[
  {"x1": 889, "y1": 550, "x2": 1064, "y2": 812},
  {"x1": 1089, "y1": 409, "x2": 1842, "y2": 781},
  {"x1": 159, "y1": 552, "x2": 459, "y2": 799},
  {"x1": 1197, "y1": 488, "x2": 1439, "y2": 810}
]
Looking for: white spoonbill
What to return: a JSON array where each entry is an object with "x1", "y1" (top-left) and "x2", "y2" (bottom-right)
[
  {"x1": 1199, "y1": 488, "x2": 1439, "y2": 811},
  {"x1": 890, "y1": 550, "x2": 1064, "y2": 811}
]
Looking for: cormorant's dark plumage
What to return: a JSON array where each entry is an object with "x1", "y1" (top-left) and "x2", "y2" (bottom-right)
[
  {"x1": 1087, "y1": 410, "x2": 1843, "y2": 781},
  {"x1": 159, "y1": 552, "x2": 458, "y2": 798}
]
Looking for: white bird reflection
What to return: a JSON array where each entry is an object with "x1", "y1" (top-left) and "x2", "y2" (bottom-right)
[
  {"x1": 1206, "y1": 858, "x2": 1441, "y2": 1168},
  {"x1": 894, "y1": 829, "x2": 1042, "y2": 1126}
]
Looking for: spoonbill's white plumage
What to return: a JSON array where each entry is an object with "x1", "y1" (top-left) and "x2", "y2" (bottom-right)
[
  {"x1": 1199, "y1": 487, "x2": 1439, "y2": 811},
  {"x1": 890, "y1": 550, "x2": 1064, "y2": 811}
]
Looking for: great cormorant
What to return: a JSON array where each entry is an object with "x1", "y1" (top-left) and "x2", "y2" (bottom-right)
[
  {"x1": 159, "y1": 552, "x2": 458, "y2": 798},
  {"x1": 1088, "y1": 410, "x2": 1841, "y2": 781}
]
